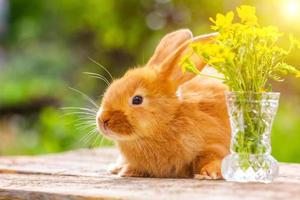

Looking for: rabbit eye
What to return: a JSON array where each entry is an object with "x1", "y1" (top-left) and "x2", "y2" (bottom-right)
[{"x1": 132, "y1": 95, "x2": 143, "y2": 105}]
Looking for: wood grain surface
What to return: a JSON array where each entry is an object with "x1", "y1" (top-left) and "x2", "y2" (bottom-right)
[{"x1": 0, "y1": 148, "x2": 299, "y2": 200}]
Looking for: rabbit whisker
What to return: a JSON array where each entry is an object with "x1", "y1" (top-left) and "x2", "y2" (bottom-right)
[
  {"x1": 80, "y1": 128, "x2": 98, "y2": 145},
  {"x1": 69, "y1": 87, "x2": 99, "y2": 109},
  {"x1": 74, "y1": 121, "x2": 96, "y2": 129},
  {"x1": 62, "y1": 112, "x2": 96, "y2": 117},
  {"x1": 91, "y1": 134, "x2": 101, "y2": 147},
  {"x1": 88, "y1": 57, "x2": 113, "y2": 81},
  {"x1": 61, "y1": 107, "x2": 97, "y2": 114},
  {"x1": 99, "y1": 135, "x2": 104, "y2": 146},
  {"x1": 72, "y1": 116, "x2": 96, "y2": 122},
  {"x1": 83, "y1": 72, "x2": 110, "y2": 86}
]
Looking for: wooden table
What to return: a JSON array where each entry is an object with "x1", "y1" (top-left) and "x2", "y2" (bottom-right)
[{"x1": 0, "y1": 148, "x2": 299, "y2": 200}]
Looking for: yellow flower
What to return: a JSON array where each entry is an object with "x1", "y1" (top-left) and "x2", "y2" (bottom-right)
[
  {"x1": 210, "y1": 11, "x2": 234, "y2": 30},
  {"x1": 182, "y1": 4, "x2": 300, "y2": 92},
  {"x1": 209, "y1": 57, "x2": 225, "y2": 64},
  {"x1": 259, "y1": 88, "x2": 266, "y2": 92},
  {"x1": 236, "y1": 5, "x2": 257, "y2": 26},
  {"x1": 289, "y1": 34, "x2": 300, "y2": 49}
]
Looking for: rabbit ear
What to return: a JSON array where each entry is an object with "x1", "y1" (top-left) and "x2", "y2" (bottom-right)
[
  {"x1": 156, "y1": 32, "x2": 217, "y2": 88},
  {"x1": 147, "y1": 29, "x2": 193, "y2": 67},
  {"x1": 159, "y1": 33, "x2": 216, "y2": 88}
]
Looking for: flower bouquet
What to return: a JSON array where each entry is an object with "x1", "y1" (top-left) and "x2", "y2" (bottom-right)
[{"x1": 181, "y1": 5, "x2": 300, "y2": 183}]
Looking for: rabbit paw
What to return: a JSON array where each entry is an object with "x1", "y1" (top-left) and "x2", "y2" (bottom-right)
[
  {"x1": 194, "y1": 160, "x2": 223, "y2": 180},
  {"x1": 107, "y1": 163, "x2": 123, "y2": 174},
  {"x1": 118, "y1": 165, "x2": 146, "y2": 177},
  {"x1": 108, "y1": 155, "x2": 126, "y2": 174}
]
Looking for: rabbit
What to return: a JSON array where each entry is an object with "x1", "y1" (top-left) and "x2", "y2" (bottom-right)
[{"x1": 96, "y1": 29, "x2": 231, "y2": 180}]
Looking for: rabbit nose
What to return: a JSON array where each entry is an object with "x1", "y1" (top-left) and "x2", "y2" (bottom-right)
[
  {"x1": 97, "y1": 116, "x2": 110, "y2": 131},
  {"x1": 103, "y1": 119, "x2": 110, "y2": 130},
  {"x1": 96, "y1": 108, "x2": 111, "y2": 130},
  {"x1": 97, "y1": 114, "x2": 110, "y2": 130}
]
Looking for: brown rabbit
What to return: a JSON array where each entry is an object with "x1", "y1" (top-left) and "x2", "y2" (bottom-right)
[{"x1": 96, "y1": 29, "x2": 231, "y2": 180}]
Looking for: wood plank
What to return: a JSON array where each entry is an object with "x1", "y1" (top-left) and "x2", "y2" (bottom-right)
[{"x1": 0, "y1": 148, "x2": 299, "y2": 200}]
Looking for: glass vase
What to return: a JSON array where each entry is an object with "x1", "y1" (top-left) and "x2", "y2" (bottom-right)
[{"x1": 221, "y1": 92, "x2": 280, "y2": 183}]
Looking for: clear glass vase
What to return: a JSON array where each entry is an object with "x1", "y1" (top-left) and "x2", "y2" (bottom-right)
[{"x1": 221, "y1": 92, "x2": 280, "y2": 183}]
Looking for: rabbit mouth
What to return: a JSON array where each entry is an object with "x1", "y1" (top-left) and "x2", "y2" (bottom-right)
[
  {"x1": 97, "y1": 122, "x2": 125, "y2": 141},
  {"x1": 96, "y1": 108, "x2": 134, "y2": 140},
  {"x1": 98, "y1": 122, "x2": 114, "y2": 137}
]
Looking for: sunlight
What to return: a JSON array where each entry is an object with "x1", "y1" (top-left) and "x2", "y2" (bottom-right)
[{"x1": 282, "y1": 0, "x2": 300, "y2": 19}]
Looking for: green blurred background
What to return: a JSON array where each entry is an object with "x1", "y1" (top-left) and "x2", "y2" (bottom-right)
[{"x1": 0, "y1": 0, "x2": 299, "y2": 162}]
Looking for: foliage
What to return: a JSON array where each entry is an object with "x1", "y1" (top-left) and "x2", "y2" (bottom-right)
[
  {"x1": 0, "y1": 1, "x2": 300, "y2": 165},
  {"x1": 1, "y1": 108, "x2": 113, "y2": 155},
  {"x1": 272, "y1": 102, "x2": 300, "y2": 163},
  {"x1": 1, "y1": 0, "x2": 221, "y2": 154}
]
